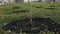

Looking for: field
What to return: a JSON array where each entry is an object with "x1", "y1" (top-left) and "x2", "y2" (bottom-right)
[{"x1": 0, "y1": 3, "x2": 60, "y2": 34}]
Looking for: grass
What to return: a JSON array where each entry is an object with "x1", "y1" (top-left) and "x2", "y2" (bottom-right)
[{"x1": 0, "y1": 3, "x2": 60, "y2": 34}]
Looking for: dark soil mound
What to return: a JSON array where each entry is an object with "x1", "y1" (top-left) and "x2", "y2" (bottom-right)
[
  {"x1": 32, "y1": 6, "x2": 42, "y2": 8},
  {"x1": 12, "y1": 10, "x2": 29, "y2": 13},
  {"x1": 35, "y1": 6, "x2": 41, "y2": 8},
  {"x1": 45, "y1": 7, "x2": 55, "y2": 10},
  {"x1": 3, "y1": 17, "x2": 60, "y2": 33}
]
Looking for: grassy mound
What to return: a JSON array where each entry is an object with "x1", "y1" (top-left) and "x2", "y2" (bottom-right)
[{"x1": 0, "y1": 3, "x2": 60, "y2": 34}]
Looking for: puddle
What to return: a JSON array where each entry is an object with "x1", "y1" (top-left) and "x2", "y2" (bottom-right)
[{"x1": 3, "y1": 17, "x2": 60, "y2": 33}]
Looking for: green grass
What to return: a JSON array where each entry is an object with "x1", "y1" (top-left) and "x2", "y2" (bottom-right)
[{"x1": 0, "y1": 3, "x2": 60, "y2": 34}]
